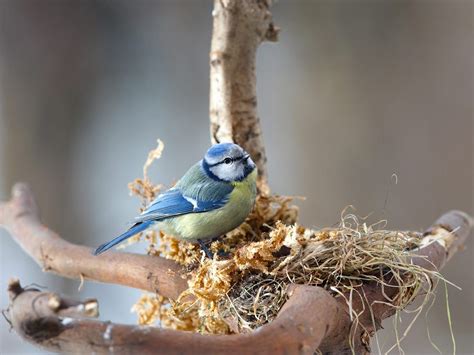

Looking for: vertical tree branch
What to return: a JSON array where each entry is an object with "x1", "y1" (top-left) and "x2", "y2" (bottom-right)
[{"x1": 209, "y1": 0, "x2": 278, "y2": 192}]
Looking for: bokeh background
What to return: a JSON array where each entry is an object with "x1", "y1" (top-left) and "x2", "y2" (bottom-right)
[{"x1": 0, "y1": 0, "x2": 472, "y2": 353}]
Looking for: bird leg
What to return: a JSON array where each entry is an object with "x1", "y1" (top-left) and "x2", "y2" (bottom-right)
[{"x1": 197, "y1": 239, "x2": 213, "y2": 258}]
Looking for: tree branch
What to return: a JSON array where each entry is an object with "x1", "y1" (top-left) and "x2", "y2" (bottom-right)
[
  {"x1": 0, "y1": 183, "x2": 188, "y2": 300},
  {"x1": 209, "y1": 0, "x2": 278, "y2": 192},
  {"x1": 2, "y1": 1, "x2": 473, "y2": 354},
  {"x1": 5, "y1": 211, "x2": 471, "y2": 354},
  {"x1": 5, "y1": 278, "x2": 346, "y2": 354}
]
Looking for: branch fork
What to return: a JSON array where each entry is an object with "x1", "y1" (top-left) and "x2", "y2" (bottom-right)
[{"x1": 1, "y1": 0, "x2": 472, "y2": 354}]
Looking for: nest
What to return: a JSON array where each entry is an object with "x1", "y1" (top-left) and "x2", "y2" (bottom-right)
[{"x1": 127, "y1": 141, "x2": 449, "y2": 339}]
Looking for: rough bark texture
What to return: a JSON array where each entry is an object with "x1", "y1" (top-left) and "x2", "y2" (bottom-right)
[{"x1": 209, "y1": 0, "x2": 278, "y2": 193}]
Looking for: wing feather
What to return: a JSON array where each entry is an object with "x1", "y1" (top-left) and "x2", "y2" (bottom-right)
[
  {"x1": 134, "y1": 164, "x2": 233, "y2": 224},
  {"x1": 94, "y1": 162, "x2": 234, "y2": 255}
]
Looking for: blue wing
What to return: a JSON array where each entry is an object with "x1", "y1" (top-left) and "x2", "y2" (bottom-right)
[
  {"x1": 133, "y1": 187, "x2": 229, "y2": 223},
  {"x1": 93, "y1": 163, "x2": 233, "y2": 255},
  {"x1": 135, "y1": 162, "x2": 234, "y2": 223}
]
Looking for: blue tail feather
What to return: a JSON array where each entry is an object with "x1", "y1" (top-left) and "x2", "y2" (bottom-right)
[{"x1": 93, "y1": 221, "x2": 152, "y2": 255}]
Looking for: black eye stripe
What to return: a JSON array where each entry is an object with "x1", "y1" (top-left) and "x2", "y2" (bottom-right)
[
  {"x1": 223, "y1": 156, "x2": 244, "y2": 164},
  {"x1": 207, "y1": 156, "x2": 244, "y2": 167}
]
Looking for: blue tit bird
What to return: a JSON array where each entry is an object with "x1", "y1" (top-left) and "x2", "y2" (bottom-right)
[{"x1": 93, "y1": 143, "x2": 257, "y2": 258}]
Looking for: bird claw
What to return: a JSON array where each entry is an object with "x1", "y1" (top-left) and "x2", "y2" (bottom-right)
[{"x1": 197, "y1": 239, "x2": 214, "y2": 259}]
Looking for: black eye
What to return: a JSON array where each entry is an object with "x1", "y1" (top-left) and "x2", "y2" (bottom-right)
[{"x1": 224, "y1": 158, "x2": 232, "y2": 164}]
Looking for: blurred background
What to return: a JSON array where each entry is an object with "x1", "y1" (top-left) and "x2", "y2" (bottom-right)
[{"x1": 0, "y1": 0, "x2": 472, "y2": 353}]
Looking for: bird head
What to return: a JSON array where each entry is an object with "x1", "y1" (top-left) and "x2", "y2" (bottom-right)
[{"x1": 202, "y1": 143, "x2": 256, "y2": 182}]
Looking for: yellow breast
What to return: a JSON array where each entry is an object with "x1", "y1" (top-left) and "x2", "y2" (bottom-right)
[{"x1": 162, "y1": 169, "x2": 257, "y2": 241}]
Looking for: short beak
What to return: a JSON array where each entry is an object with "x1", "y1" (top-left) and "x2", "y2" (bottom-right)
[{"x1": 243, "y1": 154, "x2": 256, "y2": 170}]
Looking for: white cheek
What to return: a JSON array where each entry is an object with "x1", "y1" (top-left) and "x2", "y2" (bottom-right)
[{"x1": 210, "y1": 164, "x2": 243, "y2": 181}]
